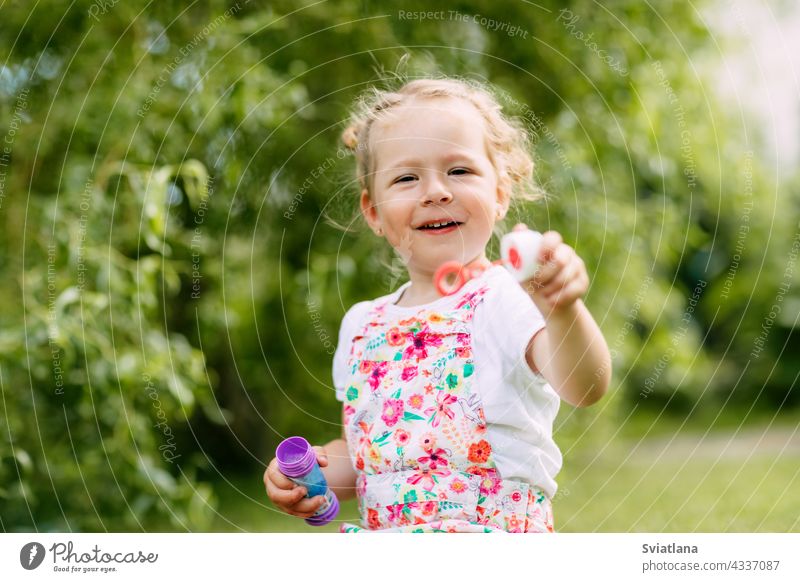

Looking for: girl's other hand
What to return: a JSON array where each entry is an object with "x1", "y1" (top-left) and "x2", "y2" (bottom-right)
[
  {"x1": 264, "y1": 445, "x2": 329, "y2": 519},
  {"x1": 519, "y1": 228, "x2": 589, "y2": 317}
]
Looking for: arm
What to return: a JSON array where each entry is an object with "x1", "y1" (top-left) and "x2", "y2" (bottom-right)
[
  {"x1": 526, "y1": 299, "x2": 611, "y2": 407},
  {"x1": 520, "y1": 227, "x2": 611, "y2": 407}
]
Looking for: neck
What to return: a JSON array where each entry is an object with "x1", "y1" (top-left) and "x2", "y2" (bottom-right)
[{"x1": 397, "y1": 253, "x2": 490, "y2": 306}]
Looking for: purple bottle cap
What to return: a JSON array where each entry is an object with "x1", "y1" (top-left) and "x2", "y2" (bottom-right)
[
  {"x1": 306, "y1": 492, "x2": 340, "y2": 527},
  {"x1": 276, "y1": 436, "x2": 316, "y2": 478}
]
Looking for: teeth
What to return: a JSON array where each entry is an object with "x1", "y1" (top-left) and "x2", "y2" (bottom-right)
[{"x1": 421, "y1": 221, "x2": 456, "y2": 229}]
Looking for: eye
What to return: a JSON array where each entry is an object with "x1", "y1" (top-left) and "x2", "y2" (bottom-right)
[
  {"x1": 449, "y1": 167, "x2": 471, "y2": 176},
  {"x1": 393, "y1": 175, "x2": 416, "y2": 184}
]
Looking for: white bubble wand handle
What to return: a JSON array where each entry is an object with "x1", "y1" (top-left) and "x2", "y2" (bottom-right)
[{"x1": 500, "y1": 227, "x2": 543, "y2": 282}]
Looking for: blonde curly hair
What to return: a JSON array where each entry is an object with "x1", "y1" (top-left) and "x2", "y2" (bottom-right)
[{"x1": 341, "y1": 77, "x2": 543, "y2": 205}]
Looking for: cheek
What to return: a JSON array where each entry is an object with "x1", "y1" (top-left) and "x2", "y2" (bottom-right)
[
  {"x1": 469, "y1": 200, "x2": 498, "y2": 227},
  {"x1": 380, "y1": 198, "x2": 415, "y2": 228}
]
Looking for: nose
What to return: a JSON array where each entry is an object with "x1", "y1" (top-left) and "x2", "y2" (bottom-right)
[{"x1": 421, "y1": 173, "x2": 453, "y2": 206}]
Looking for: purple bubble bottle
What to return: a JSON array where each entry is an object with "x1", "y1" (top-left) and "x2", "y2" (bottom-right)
[{"x1": 276, "y1": 436, "x2": 340, "y2": 526}]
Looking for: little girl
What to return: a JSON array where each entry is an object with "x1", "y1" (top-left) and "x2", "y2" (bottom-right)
[{"x1": 265, "y1": 78, "x2": 611, "y2": 533}]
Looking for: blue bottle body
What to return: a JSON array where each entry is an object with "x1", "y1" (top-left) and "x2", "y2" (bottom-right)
[
  {"x1": 291, "y1": 462, "x2": 328, "y2": 498},
  {"x1": 275, "y1": 436, "x2": 340, "y2": 525}
]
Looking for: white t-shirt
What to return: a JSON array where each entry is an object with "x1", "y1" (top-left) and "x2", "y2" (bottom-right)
[{"x1": 332, "y1": 265, "x2": 563, "y2": 498}]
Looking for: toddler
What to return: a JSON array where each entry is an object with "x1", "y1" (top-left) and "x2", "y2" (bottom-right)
[{"x1": 265, "y1": 78, "x2": 611, "y2": 532}]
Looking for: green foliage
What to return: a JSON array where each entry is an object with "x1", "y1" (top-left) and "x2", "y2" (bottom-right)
[{"x1": 1, "y1": 0, "x2": 797, "y2": 531}]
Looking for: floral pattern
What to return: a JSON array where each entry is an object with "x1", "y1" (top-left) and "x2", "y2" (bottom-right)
[{"x1": 340, "y1": 282, "x2": 554, "y2": 533}]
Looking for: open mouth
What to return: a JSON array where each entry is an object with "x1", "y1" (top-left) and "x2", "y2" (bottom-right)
[{"x1": 416, "y1": 220, "x2": 463, "y2": 231}]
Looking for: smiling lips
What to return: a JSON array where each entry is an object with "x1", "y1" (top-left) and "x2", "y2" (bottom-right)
[{"x1": 415, "y1": 219, "x2": 464, "y2": 233}]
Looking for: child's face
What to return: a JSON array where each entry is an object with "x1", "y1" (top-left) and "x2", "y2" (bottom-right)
[{"x1": 360, "y1": 97, "x2": 509, "y2": 277}]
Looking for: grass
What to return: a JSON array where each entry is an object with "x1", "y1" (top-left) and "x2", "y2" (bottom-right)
[
  {"x1": 556, "y1": 439, "x2": 800, "y2": 532},
  {"x1": 213, "y1": 420, "x2": 800, "y2": 533}
]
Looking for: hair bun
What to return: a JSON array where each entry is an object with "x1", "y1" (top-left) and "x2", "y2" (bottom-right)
[{"x1": 341, "y1": 123, "x2": 360, "y2": 151}]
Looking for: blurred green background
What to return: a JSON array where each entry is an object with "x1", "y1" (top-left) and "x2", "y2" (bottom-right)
[{"x1": 1, "y1": 0, "x2": 798, "y2": 532}]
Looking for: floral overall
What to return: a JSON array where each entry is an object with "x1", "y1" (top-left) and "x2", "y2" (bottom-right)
[{"x1": 340, "y1": 283, "x2": 555, "y2": 533}]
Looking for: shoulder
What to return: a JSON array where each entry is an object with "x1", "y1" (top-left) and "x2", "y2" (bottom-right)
[
  {"x1": 479, "y1": 266, "x2": 539, "y2": 314},
  {"x1": 341, "y1": 299, "x2": 372, "y2": 326},
  {"x1": 472, "y1": 266, "x2": 546, "y2": 358},
  {"x1": 338, "y1": 282, "x2": 406, "y2": 334}
]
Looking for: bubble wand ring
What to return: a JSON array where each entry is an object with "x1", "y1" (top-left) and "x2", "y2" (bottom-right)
[
  {"x1": 434, "y1": 259, "x2": 501, "y2": 296},
  {"x1": 434, "y1": 227, "x2": 544, "y2": 296}
]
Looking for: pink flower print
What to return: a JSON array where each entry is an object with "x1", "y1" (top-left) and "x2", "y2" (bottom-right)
[
  {"x1": 456, "y1": 290, "x2": 480, "y2": 309},
  {"x1": 381, "y1": 398, "x2": 404, "y2": 427},
  {"x1": 358, "y1": 360, "x2": 373, "y2": 374},
  {"x1": 393, "y1": 428, "x2": 410, "y2": 447},
  {"x1": 478, "y1": 474, "x2": 502, "y2": 496},
  {"x1": 407, "y1": 393, "x2": 424, "y2": 410},
  {"x1": 421, "y1": 501, "x2": 437, "y2": 516},
  {"x1": 466, "y1": 466, "x2": 502, "y2": 495},
  {"x1": 367, "y1": 508, "x2": 381, "y2": 529},
  {"x1": 449, "y1": 478, "x2": 467, "y2": 494},
  {"x1": 343, "y1": 405, "x2": 355, "y2": 420},
  {"x1": 424, "y1": 391, "x2": 458, "y2": 427},
  {"x1": 386, "y1": 504, "x2": 403, "y2": 523},
  {"x1": 386, "y1": 327, "x2": 406, "y2": 347},
  {"x1": 388, "y1": 503, "x2": 420, "y2": 525},
  {"x1": 357, "y1": 475, "x2": 367, "y2": 497},
  {"x1": 455, "y1": 346, "x2": 471, "y2": 358},
  {"x1": 367, "y1": 361, "x2": 389, "y2": 390},
  {"x1": 417, "y1": 447, "x2": 449, "y2": 470},
  {"x1": 456, "y1": 333, "x2": 470, "y2": 346},
  {"x1": 401, "y1": 366, "x2": 418, "y2": 382},
  {"x1": 406, "y1": 467, "x2": 451, "y2": 491},
  {"x1": 403, "y1": 326, "x2": 442, "y2": 361},
  {"x1": 456, "y1": 285, "x2": 488, "y2": 310},
  {"x1": 419, "y1": 432, "x2": 437, "y2": 451}
]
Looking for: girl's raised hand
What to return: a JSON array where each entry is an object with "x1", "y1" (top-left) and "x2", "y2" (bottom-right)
[
  {"x1": 264, "y1": 445, "x2": 329, "y2": 519},
  {"x1": 515, "y1": 225, "x2": 589, "y2": 316}
]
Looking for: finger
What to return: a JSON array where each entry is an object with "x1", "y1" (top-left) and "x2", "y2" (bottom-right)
[
  {"x1": 268, "y1": 487, "x2": 307, "y2": 513},
  {"x1": 267, "y1": 459, "x2": 297, "y2": 491},
  {"x1": 290, "y1": 495, "x2": 326, "y2": 518},
  {"x1": 266, "y1": 477, "x2": 307, "y2": 507},
  {"x1": 512, "y1": 223, "x2": 528, "y2": 232},
  {"x1": 313, "y1": 446, "x2": 329, "y2": 468},
  {"x1": 550, "y1": 281, "x2": 585, "y2": 310},
  {"x1": 537, "y1": 231, "x2": 563, "y2": 264},
  {"x1": 535, "y1": 243, "x2": 572, "y2": 287},
  {"x1": 293, "y1": 495, "x2": 325, "y2": 513},
  {"x1": 545, "y1": 255, "x2": 588, "y2": 299},
  {"x1": 542, "y1": 255, "x2": 577, "y2": 298}
]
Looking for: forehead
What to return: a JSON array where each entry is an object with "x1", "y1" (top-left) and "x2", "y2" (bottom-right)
[{"x1": 370, "y1": 97, "x2": 489, "y2": 167}]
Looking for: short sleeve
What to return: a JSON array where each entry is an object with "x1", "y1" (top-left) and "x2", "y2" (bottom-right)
[
  {"x1": 332, "y1": 301, "x2": 371, "y2": 402},
  {"x1": 472, "y1": 268, "x2": 547, "y2": 379}
]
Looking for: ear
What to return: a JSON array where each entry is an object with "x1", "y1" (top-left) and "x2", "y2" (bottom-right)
[
  {"x1": 360, "y1": 188, "x2": 383, "y2": 235},
  {"x1": 495, "y1": 171, "x2": 512, "y2": 220}
]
